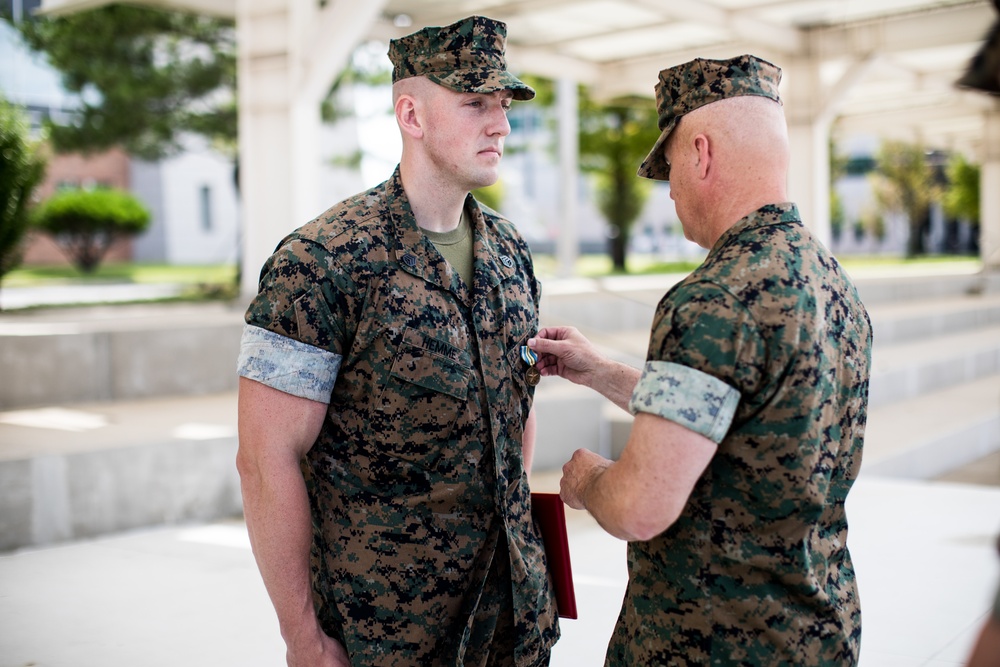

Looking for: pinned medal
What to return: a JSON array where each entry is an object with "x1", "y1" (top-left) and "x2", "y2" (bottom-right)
[{"x1": 521, "y1": 345, "x2": 541, "y2": 386}]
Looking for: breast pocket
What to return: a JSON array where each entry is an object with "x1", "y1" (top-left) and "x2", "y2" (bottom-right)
[
  {"x1": 505, "y1": 329, "x2": 535, "y2": 396},
  {"x1": 376, "y1": 329, "x2": 472, "y2": 470}
]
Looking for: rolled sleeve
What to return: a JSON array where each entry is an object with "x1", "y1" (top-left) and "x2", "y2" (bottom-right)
[
  {"x1": 628, "y1": 361, "x2": 740, "y2": 444},
  {"x1": 237, "y1": 325, "x2": 341, "y2": 403}
]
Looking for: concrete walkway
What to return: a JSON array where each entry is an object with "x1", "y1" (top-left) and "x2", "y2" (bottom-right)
[
  {"x1": 0, "y1": 282, "x2": 185, "y2": 311},
  {"x1": 2, "y1": 264, "x2": 998, "y2": 665},
  {"x1": 0, "y1": 474, "x2": 997, "y2": 667}
]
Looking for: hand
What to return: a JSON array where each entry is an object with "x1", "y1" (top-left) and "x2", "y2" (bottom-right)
[
  {"x1": 560, "y1": 448, "x2": 612, "y2": 510},
  {"x1": 286, "y1": 630, "x2": 350, "y2": 667},
  {"x1": 528, "y1": 326, "x2": 604, "y2": 388}
]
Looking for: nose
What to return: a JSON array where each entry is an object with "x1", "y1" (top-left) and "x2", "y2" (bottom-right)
[
  {"x1": 490, "y1": 99, "x2": 511, "y2": 137},
  {"x1": 491, "y1": 110, "x2": 511, "y2": 137}
]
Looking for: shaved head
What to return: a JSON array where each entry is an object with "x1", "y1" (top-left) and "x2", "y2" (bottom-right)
[{"x1": 678, "y1": 96, "x2": 789, "y2": 173}]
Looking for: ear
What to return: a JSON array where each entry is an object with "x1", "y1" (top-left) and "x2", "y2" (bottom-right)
[
  {"x1": 693, "y1": 133, "x2": 712, "y2": 180},
  {"x1": 395, "y1": 94, "x2": 423, "y2": 140}
]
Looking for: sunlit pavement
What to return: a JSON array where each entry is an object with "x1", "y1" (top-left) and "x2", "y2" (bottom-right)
[
  {"x1": 0, "y1": 474, "x2": 997, "y2": 667},
  {"x1": 2, "y1": 267, "x2": 998, "y2": 665}
]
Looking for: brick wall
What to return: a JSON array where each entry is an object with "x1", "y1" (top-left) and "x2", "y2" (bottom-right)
[{"x1": 23, "y1": 147, "x2": 134, "y2": 266}]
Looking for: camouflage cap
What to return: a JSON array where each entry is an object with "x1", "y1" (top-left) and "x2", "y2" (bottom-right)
[
  {"x1": 637, "y1": 54, "x2": 782, "y2": 181},
  {"x1": 388, "y1": 15, "x2": 535, "y2": 101}
]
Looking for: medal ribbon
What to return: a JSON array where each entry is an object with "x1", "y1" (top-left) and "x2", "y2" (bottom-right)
[{"x1": 520, "y1": 346, "x2": 538, "y2": 367}]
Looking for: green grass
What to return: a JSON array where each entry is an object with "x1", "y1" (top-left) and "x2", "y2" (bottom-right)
[
  {"x1": 534, "y1": 253, "x2": 982, "y2": 279},
  {"x1": 837, "y1": 254, "x2": 980, "y2": 268},
  {"x1": 1, "y1": 263, "x2": 240, "y2": 308},
  {"x1": 0, "y1": 254, "x2": 983, "y2": 310},
  {"x1": 3, "y1": 262, "x2": 238, "y2": 288},
  {"x1": 6, "y1": 255, "x2": 982, "y2": 288}
]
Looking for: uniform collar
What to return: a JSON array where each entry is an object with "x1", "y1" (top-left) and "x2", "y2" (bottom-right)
[
  {"x1": 385, "y1": 166, "x2": 516, "y2": 303},
  {"x1": 710, "y1": 202, "x2": 801, "y2": 255}
]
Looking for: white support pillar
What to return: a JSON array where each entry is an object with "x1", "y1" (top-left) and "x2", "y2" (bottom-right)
[
  {"x1": 238, "y1": 0, "x2": 315, "y2": 296},
  {"x1": 982, "y1": 109, "x2": 1000, "y2": 272},
  {"x1": 237, "y1": 0, "x2": 385, "y2": 297},
  {"x1": 556, "y1": 77, "x2": 579, "y2": 277},
  {"x1": 783, "y1": 58, "x2": 831, "y2": 247}
]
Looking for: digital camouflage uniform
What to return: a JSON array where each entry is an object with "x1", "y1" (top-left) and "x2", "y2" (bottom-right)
[
  {"x1": 615, "y1": 56, "x2": 873, "y2": 665},
  {"x1": 237, "y1": 15, "x2": 556, "y2": 667},
  {"x1": 614, "y1": 204, "x2": 872, "y2": 666}
]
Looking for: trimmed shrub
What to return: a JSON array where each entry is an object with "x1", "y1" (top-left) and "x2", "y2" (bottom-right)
[{"x1": 32, "y1": 188, "x2": 151, "y2": 273}]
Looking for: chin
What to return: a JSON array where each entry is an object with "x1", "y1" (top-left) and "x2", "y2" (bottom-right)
[{"x1": 470, "y1": 172, "x2": 499, "y2": 190}]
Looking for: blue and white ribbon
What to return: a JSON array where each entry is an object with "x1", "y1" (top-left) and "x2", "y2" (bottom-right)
[{"x1": 520, "y1": 346, "x2": 538, "y2": 366}]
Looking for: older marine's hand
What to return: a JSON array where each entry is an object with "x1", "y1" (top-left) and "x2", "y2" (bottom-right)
[
  {"x1": 560, "y1": 448, "x2": 612, "y2": 511},
  {"x1": 528, "y1": 326, "x2": 602, "y2": 388}
]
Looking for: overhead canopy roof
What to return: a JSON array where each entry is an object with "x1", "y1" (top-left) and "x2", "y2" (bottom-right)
[
  {"x1": 39, "y1": 0, "x2": 995, "y2": 154},
  {"x1": 374, "y1": 0, "x2": 995, "y2": 155}
]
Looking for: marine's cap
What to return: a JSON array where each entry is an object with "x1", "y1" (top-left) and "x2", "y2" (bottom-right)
[
  {"x1": 637, "y1": 54, "x2": 782, "y2": 181},
  {"x1": 388, "y1": 15, "x2": 535, "y2": 101}
]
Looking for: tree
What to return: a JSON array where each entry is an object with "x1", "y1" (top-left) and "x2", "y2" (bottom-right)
[
  {"x1": 32, "y1": 188, "x2": 151, "y2": 273},
  {"x1": 829, "y1": 137, "x2": 848, "y2": 241},
  {"x1": 10, "y1": 4, "x2": 236, "y2": 161},
  {"x1": 0, "y1": 97, "x2": 47, "y2": 303},
  {"x1": 579, "y1": 92, "x2": 662, "y2": 271},
  {"x1": 472, "y1": 181, "x2": 504, "y2": 212},
  {"x1": 944, "y1": 153, "x2": 980, "y2": 225},
  {"x1": 869, "y1": 140, "x2": 941, "y2": 257}
]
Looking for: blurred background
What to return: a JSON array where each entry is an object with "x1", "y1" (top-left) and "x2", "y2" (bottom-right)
[{"x1": 1, "y1": 1, "x2": 999, "y2": 665}]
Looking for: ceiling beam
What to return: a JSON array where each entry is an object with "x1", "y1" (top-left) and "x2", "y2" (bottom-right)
[
  {"x1": 590, "y1": 40, "x2": 789, "y2": 100},
  {"x1": 506, "y1": 44, "x2": 602, "y2": 85},
  {"x1": 384, "y1": 0, "x2": 581, "y2": 29},
  {"x1": 37, "y1": 0, "x2": 112, "y2": 14},
  {"x1": 637, "y1": 0, "x2": 805, "y2": 53},
  {"x1": 819, "y1": 53, "x2": 879, "y2": 123},
  {"x1": 809, "y1": 2, "x2": 993, "y2": 59},
  {"x1": 837, "y1": 98, "x2": 985, "y2": 132},
  {"x1": 302, "y1": 0, "x2": 389, "y2": 103},
  {"x1": 39, "y1": 0, "x2": 235, "y2": 17}
]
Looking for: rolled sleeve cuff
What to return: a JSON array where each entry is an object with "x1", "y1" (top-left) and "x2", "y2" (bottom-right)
[
  {"x1": 237, "y1": 325, "x2": 341, "y2": 403},
  {"x1": 628, "y1": 361, "x2": 740, "y2": 444}
]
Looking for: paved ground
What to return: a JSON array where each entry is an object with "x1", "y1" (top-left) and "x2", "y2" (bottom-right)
[
  {"x1": 1, "y1": 471, "x2": 997, "y2": 667},
  {"x1": 0, "y1": 283, "x2": 185, "y2": 311},
  {"x1": 2, "y1": 268, "x2": 997, "y2": 665},
  {"x1": 937, "y1": 450, "x2": 1000, "y2": 488}
]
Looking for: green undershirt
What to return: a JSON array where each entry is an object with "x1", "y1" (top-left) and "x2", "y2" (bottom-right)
[{"x1": 423, "y1": 209, "x2": 474, "y2": 288}]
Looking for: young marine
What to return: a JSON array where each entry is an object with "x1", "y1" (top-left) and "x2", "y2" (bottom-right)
[{"x1": 237, "y1": 15, "x2": 559, "y2": 667}]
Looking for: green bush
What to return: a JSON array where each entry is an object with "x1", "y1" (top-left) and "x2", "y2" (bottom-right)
[
  {"x1": 32, "y1": 188, "x2": 151, "y2": 273},
  {"x1": 0, "y1": 99, "x2": 47, "y2": 293}
]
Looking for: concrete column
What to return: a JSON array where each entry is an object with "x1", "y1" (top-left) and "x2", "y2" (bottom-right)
[
  {"x1": 556, "y1": 77, "x2": 579, "y2": 277},
  {"x1": 982, "y1": 109, "x2": 1000, "y2": 272},
  {"x1": 783, "y1": 58, "x2": 831, "y2": 247},
  {"x1": 238, "y1": 0, "x2": 307, "y2": 295},
  {"x1": 237, "y1": 0, "x2": 385, "y2": 297}
]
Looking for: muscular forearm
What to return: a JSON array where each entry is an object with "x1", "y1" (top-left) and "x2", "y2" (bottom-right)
[
  {"x1": 967, "y1": 618, "x2": 1000, "y2": 667},
  {"x1": 590, "y1": 358, "x2": 641, "y2": 413},
  {"x1": 237, "y1": 378, "x2": 348, "y2": 666},
  {"x1": 522, "y1": 408, "x2": 537, "y2": 474},
  {"x1": 562, "y1": 415, "x2": 717, "y2": 542},
  {"x1": 239, "y1": 456, "x2": 324, "y2": 647},
  {"x1": 569, "y1": 457, "x2": 653, "y2": 542}
]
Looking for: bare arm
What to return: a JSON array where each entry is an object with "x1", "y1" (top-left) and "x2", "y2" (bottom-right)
[
  {"x1": 529, "y1": 326, "x2": 641, "y2": 412},
  {"x1": 967, "y1": 616, "x2": 1000, "y2": 667},
  {"x1": 522, "y1": 406, "x2": 537, "y2": 475},
  {"x1": 236, "y1": 377, "x2": 349, "y2": 667},
  {"x1": 559, "y1": 413, "x2": 717, "y2": 541}
]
